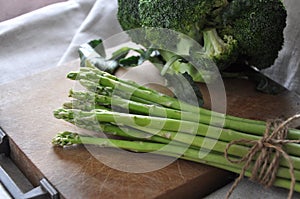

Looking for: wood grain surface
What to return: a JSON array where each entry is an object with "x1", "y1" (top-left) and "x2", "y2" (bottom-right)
[
  {"x1": 0, "y1": 61, "x2": 232, "y2": 199},
  {"x1": 0, "y1": 61, "x2": 299, "y2": 199}
]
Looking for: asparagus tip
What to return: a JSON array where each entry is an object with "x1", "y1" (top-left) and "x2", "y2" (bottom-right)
[
  {"x1": 53, "y1": 108, "x2": 73, "y2": 120},
  {"x1": 68, "y1": 89, "x2": 74, "y2": 97},
  {"x1": 62, "y1": 102, "x2": 73, "y2": 109},
  {"x1": 52, "y1": 131, "x2": 79, "y2": 147}
]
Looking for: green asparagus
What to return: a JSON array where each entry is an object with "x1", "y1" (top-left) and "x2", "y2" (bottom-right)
[
  {"x1": 52, "y1": 132, "x2": 300, "y2": 192},
  {"x1": 53, "y1": 66, "x2": 300, "y2": 196}
]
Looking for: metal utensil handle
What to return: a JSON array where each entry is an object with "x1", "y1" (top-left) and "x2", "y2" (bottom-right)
[{"x1": 0, "y1": 127, "x2": 59, "y2": 199}]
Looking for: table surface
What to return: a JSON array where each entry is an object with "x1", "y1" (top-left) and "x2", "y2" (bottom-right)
[{"x1": 0, "y1": 62, "x2": 232, "y2": 199}]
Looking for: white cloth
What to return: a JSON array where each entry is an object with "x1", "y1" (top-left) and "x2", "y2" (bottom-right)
[
  {"x1": 0, "y1": 0, "x2": 122, "y2": 85},
  {"x1": 262, "y1": 0, "x2": 300, "y2": 96}
]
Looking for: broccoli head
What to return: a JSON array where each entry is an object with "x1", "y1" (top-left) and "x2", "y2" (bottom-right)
[
  {"x1": 116, "y1": 0, "x2": 287, "y2": 88},
  {"x1": 220, "y1": 0, "x2": 287, "y2": 69}
]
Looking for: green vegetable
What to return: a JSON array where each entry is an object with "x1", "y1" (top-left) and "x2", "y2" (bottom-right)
[
  {"x1": 53, "y1": 67, "x2": 300, "y2": 195},
  {"x1": 117, "y1": 0, "x2": 141, "y2": 31},
  {"x1": 67, "y1": 68, "x2": 300, "y2": 141},
  {"x1": 202, "y1": 29, "x2": 238, "y2": 70},
  {"x1": 54, "y1": 107, "x2": 300, "y2": 160},
  {"x1": 52, "y1": 132, "x2": 300, "y2": 192},
  {"x1": 66, "y1": 69, "x2": 282, "y2": 135},
  {"x1": 137, "y1": 0, "x2": 233, "y2": 82},
  {"x1": 115, "y1": 0, "x2": 287, "y2": 93},
  {"x1": 220, "y1": 0, "x2": 287, "y2": 69}
]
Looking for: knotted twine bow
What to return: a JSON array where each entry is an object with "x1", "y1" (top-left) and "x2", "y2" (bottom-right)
[{"x1": 224, "y1": 114, "x2": 300, "y2": 199}]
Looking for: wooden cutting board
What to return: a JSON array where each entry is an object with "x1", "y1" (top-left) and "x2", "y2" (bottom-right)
[{"x1": 0, "y1": 60, "x2": 299, "y2": 199}]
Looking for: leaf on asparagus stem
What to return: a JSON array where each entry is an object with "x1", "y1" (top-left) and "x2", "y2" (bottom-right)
[
  {"x1": 79, "y1": 39, "x2": 157, "y2": 73},
  {"x1": 79, "y1": 39, "x2": 106, "y2": 59},
  {"x1": 110, "y1": 47, "x2": 155, "y2": 67}
]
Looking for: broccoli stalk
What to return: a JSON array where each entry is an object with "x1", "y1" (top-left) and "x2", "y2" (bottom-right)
[{"x1": 202, "y1": 29, "x2": 238, "y2": 70}]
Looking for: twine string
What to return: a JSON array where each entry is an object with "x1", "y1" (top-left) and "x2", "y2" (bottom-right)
[{"x1": 224, "y1": 114, "x2": 300, "y2": 199}]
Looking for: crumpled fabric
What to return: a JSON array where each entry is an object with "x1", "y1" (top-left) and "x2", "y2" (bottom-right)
[
  {"x1": 262, "y1": 0, "x2": 300, "y2": 96},
  {"x1": 0, "y1": 0, "x2": 122, "y2": 85}
]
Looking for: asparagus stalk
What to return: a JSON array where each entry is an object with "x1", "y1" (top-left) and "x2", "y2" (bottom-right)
[
  {"x1": 63, "y1": 100, "x2": 109, "y2": 111},
  {"x1": 55, "y1": 111, "x2": 300, "y2": 182},
  {"x1": 77, "y1": 67, "x2": 264, "y2": 124},
  {"x1": 67, "y1": 69, "x2": 300, "y2": 139},
  {"x1": 64, "y1": 95, "x2": 300, "y2": 172},
  {"x1": 68, "y1": 90, "x2": 297, "y2": 143},
  {"x1": 57, "y1": 107, "x2": 236, "y2": 153},
  {"x1": 79, "y1": 79, "x2": 157, "y2": 105},
  {"x1": 67, "y1": 89, "x2": 300, "y2": 159},
  {"x1": 54, "y1": 108, "x2": 256, "y2": 142},
  {"x1": 66, "y1": 69, "x2": 261, "y2": 124},
  {"x1": 54, "y1": 108, "x2": 300, "y2": 158},
  {"x1": 62, "y1": 109, "x2": 251, "y2": 157},
  {"x1": 67, "y1": 112, "x2": 200, "y2": 149},
  {"x1": 69, "y1": 89, "x2": 201, "y2": 120},
  {"x1": 56, "y1": 66, "x2": 300, "y2": 194},
  {"x1": 52, "y1": 132, "x2": 300, "y2": 192}
]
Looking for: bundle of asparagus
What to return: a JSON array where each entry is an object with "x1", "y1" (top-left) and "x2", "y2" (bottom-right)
[{"x1": 53, "y1": 66, "x2": 300, "y2": 197}]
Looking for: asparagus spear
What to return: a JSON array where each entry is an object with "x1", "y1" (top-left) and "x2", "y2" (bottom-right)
[
  {"x1": 78, "y1": 79, "x2": 157, "y2": 105},
  {"x1": 75, "y1": 67, "x2": 263, "y2": 124},
  {"x1": 54, "y1": 108, "x2": 300, "y2": 157},
  {"x1": 52, "y1": 132, "x2": 300, "y2": 192},
  {"x1": 66, "y1": 69, "x2": 260, "y2": 123},
  {"x1": 68, "y1": 88, "x2": 300, "y2": 157},
  {"x1": 61, "y1": 91, "x2": 300, "y2": 169},
  {"x1": 57, "y1": 66, "x2": 300, "y2": 192},
  {"x1": 63, "y1": 100, "x2": 109, "y2": 111},
  {"x1": 55, "y1": 111, "x2": 300, "y2": 182},
  {"x1": 73, "y1": 118, "x2": 202, "y2": 150},
  {"x1": 54, "y1": 108, "x2": 300, "y2": 172},
  {"x1": 67, "y1": 90, "x2": 300, "y2": 161},
  {"x1": 61, "y1": 109, "x2": 252, "y2": 156},
  {"x1": 66, "y1": 69, "x2": 300, "y2": 139}
]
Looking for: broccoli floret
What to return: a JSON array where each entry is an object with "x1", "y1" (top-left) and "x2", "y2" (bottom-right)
[
  {"x1": 139, "y1": 0, "x2": 209, "y2": 42},
  {"x1": 117, "y1": 0, "x2": 153, "y2": 47},
  {"x1": 139, "y1": 0, "x2": 230, "y2": 43},
  {"x1": 117, "y1": 0, "x2": 141, "y2": 30},
  {"x1": 137, "y1": 0, "x2": 232, "y2": 82},
  {"x1": 220, "y1": 0, "x2": 287, "y2": 69},
  {"x1": 202, "y1": 29, "x2": 238, "y2": 70}
]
